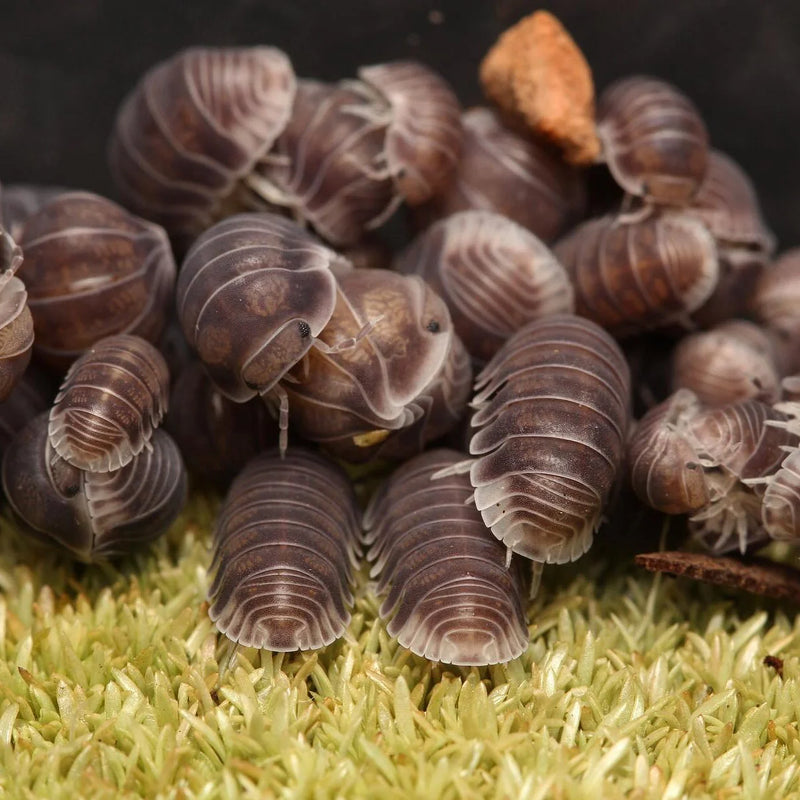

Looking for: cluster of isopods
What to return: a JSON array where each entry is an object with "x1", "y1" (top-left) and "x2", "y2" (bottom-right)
[{"x1": 2, "y1": 14, "x2": 800, "y2": 666}]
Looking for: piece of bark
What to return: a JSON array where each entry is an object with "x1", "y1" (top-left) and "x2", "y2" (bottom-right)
[
  {"x1": 479, "y1": 10, "x2": 600, "y2": 165},
  {"x1": 635, "y1": 551, "x2": 800, "y2": 604}
]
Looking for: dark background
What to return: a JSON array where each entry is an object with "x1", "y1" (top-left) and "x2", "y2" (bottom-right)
[{"x1": 1, "y1": 0, "x2": 798, "y2": 246}]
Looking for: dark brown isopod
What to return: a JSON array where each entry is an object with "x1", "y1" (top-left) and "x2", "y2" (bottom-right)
[
  {"x1": 459, "y1": 314, "x2": 631, "y2": 563},
  {"x1": 396, "y1": 210, "x2": 574, "y2": 362},
  {"x1": 363, "y1": 449, "x2": 529, "y2": 666},
  {"x1": 207, "y1": 449, "x2": 359, "y2": 652},
  {"x1": 414, "y1": 107, "x2": 586, "y2": 243},
  {"x1": 108, "y1": 47, "x2": 296, "y2": 246},
  {"x1": 754, "y1": 249, "x2": 800, "y2": 373},
  {"x1": 0, "y1": 227, "x2": 34, "y2": 401},
  {"x1": 253, "y1": 79, "x2": 396, "y2": 246},
  {"x1": 671, "y1": 320, "x2": 781, "y2": 407},
  {"x1": 554, "y1": 211, "x2": 718, "y2": 336},
  {"x1": 596, "y1": 75, "x2": 709, "y2": 205},
  {"x1": 2, "y1": 413, "x2": 186, "y2": 562},
  {"x1": 0, "y1": 183, "x2": 67, "y2": 241},
  {"x1": 357, "y1": 60, "x2": 463, "y2": 206},
  {"x1": 48, "y1": 334, "x2": 170, "y2": 472},
  {"x1": 177, "y1": 212, "x2": 346, "y2": 404},
  {"x1": 19, "y1": 191, "x2": 176, "y2": 369}
]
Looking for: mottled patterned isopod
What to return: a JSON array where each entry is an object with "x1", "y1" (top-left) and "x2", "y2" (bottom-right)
[
  {"x1": 754, "y1": 249, "x2": 800, "y2": 373},
  {"x1": 356, "y1": 60, "x2": 463, "y2": 205},
  {"x1": 2, "y1": 413, "x2": 186, "y2": 562},
  {"x1": 48, "y1": 334, "x2": 170, "y2": 472},
  {"x1": 207, "y1": 449, "x2": 360, "y2": 652},
  {"x1": 0, "y1": 227, "x2": 34, "y2": 401},
  {"x1": 554, "y1": 211, "x2": 718, "y2": 336},
  {"x1": 363, "y1": 449, "x2": 529, "y2": 665},
  {"x1": 415, "y1": 107, "x2": 586, "y2": 243},
  {"x1": 396, "y1": 210, "x2": 574, "y2": 362},
  {"x1": 760, "y1": 448, "x2": 800, "y2": 542},
  {"x1": 177, "y1": 212, "x2": 346, "y2": 403},
  {"x1": 19, "y1": 191, "x2": 176, "y2": 369},
  {"x1": 253, "y1": 79, "x2": 396, "y2": 246},
  {"x1": 460, "y1": 314, "x2": 631, "y2": 562},
  {"x1": 108, "y1": 47, "x2": 296, "y2": 246},
  {"x1": 596, "y1": 75, "x2": 709, "y2": 205}
]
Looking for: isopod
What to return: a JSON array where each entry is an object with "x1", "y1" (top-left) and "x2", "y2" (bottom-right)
[
  {"x1": 108, "y1": 47, "x2": 296, "y2": 247},
  {"x1": 753, "y1": 249, "x2": 800, "y2": 372},
  {"x1": 363, "y1": 448, "x2": 529, "y2": 666},
  {"x1": 207, "y1": 448, "x2": 359, "y2": 652},
  {"x1": 453, "y1": 314, "x2": 631, "y2": 563},
  {"x1": 48, "y1": 334, "x2": 170, "y2": 472},
  {"x1": 760, "y1": 448, "x2": 800, "y2": 542},
  {"x1": 3, "y1": 413, "x2": 186, "y2": 562},
  {"x1": 0, "y1": 227, "x2": 34, "y2": 401},
  {"x1": 19, "y1": 191, "x2": 176, "y2": 369},
  {"x1": 553, "y1": 211, "x2": 718, "y2": 336},
  {"x1": 596, "y1": 75, "x2": 709, "y2": 205},
  {"x1": 396, "y1": 209, "x2": 574, "y2": 362}
]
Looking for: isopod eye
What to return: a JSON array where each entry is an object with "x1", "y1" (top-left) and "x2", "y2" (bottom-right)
[
  {"x1": 298, "y1": 321, "x2": 311, "y2": 339},
  {"x1": 426, "y1": 320, "x2": 441, "y2": 333}
]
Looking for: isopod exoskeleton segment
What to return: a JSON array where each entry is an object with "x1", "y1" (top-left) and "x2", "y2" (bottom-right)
[
  {"x1": 363, "y1": 448, "x2": 529, "y2": 666},
  {"x1": 207, "y1": 448, "x2": 359, "y2": 652}
]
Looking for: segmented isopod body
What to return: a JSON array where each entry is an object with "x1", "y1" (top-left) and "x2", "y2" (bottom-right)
[
  {"x1": 283, "y1": 268, "x2": 453, "y2": 446},
  {"x1": 165, "y1": 360, "x2": 279, "y2": 487},
  {"x1": 415, "y1": 107, "x2": 586, "y2": 242},
  {"x1": 364, "y1": 449, "x2": 528, "y2": 665},
  {"x1": 554, "y1": 211, "x2": 718, "y2": 336},
  {"x1": 396, "y1": 210, "x2": 574, "y2": 362},
  {"x1": 357, "y1": 60, "x2": 463, "y2": 205},
  {"x1": 108, "y1": 47, "x2": 296, "y2": 245},
  {"x1": 761, "y1": 448, "x2": 800, "y2": 542},
  {"x1": 207, "y1": 449, "x2": 359, "y2": 652},
  {"x1": 754, "y1": 249, "x2": 800, "y2": 372},
  {"x1": 671, "y1": 320, "x2": 781, "y2": 407},
  {"x1": 3, "y1": 413, "x2": 186, "y2": 562},
  {"x1": 177, "y1": 212, "x2": 346, "y2": 402},
  {"x1": 254, "y1": 80, "x2": 396, "y2": 246},
  {"x1": 465, "y1": 314, "x2": 631, "y2": 563},
  {"x1": 596, "y1": 75, "x2": 709, "y2": 205},
  {"x1": 48, "y1": 334, "x2": 170, "y2": 472},
  {"x1": 0, "y1": 183, "x2": 66, "y2": 240},
  {"x1": 19, "y1": 191, "x2": 176, "y2": 369},
  {"x1": 0, "y1": 227, "x2": 34, "y2": 401}
]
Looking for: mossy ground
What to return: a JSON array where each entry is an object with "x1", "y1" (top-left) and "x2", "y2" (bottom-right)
[{"x1": 0, "y1": 493, "x2": 799, "y2": 799}]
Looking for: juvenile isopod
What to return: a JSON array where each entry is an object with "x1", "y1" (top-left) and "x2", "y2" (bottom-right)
[
  {"x1": 554, "y1": 211, "x2": 718, "y2": 336},
  {"x1": 414, "y1": 107, "x2": 586, "y2": 243},
  {"x1": 363, "y1": 449, "x2": 529, "y2": 666},
  {"x1": 596, "y1": 75, "x2": 709, "y2": 205},
  {"x1": 3, "y1": 413, "x2": 186, "y2": 562},
  {"x1": 207, "y1": 449, "x2": 360, "y2": 652},
  {"x1": 48, "y1": 334, "x2": 170, "y2": 472},
  {"x1": 108, "y1": 47, "x2": 296, "y2": 247},
  {"x1": 0, "y1": 227, "x2": 34, "y2": 401},
  {"x1": 450, "y1": 314, "x2": 631, "y2": 563},
  {"x1": 396, "y1": 210, "x2": 574, "y2": 362},
  {"x1": 19, "y1": 191, "x2": 176, "y2": 369}
]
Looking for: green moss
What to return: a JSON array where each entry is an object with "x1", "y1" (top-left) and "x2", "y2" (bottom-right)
[{"x1": 0, "y1": 494, "x2": 799, "y2": 799}]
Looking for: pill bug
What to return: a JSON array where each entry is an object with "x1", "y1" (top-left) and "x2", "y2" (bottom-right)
[
  {"x1": 671, "y1": 320, "x2": 781, "y2": 407},
  {"x1": 596, "y1": 75, "x2": 709, "y2": 205},
  {"x1": 177, "y1": 212, "x2": 347, "y2": 405},
  {"x1": 164, "y1": 360, "x2": 279, "y2": 487},
  {"x1": 356, "y1": 60, "x2": 463, "y2": 206},
  {"x1": 3, "y1": 413, "x2": 186, "y2": 562},
  {"x1": 252, "y1": 79, "x2": 397, "y2": 246},
  {"x1": 0, "y1": 227, "x2": 34, "y2": 401},
  {"x1": 283, "y1": 268, "x2": 453, "y2": 448},
  {"x1": 207, "y1": 448, "x2": 360, "y2": 652},
  {"x1": 363, "y1": 448, "x2": 529, "y2": 666},
  {"x1": 414, "y1": 107, "x2": 586, "y2": 243},
  {"x1": 753, "y1": 249, "x2": 800, "y2": 373},
  {"x1": 48, "y1": 334, "x2": 170, "y2": 472},
  {"x1": 0, "y1": 183, "x2": 67, "y2": 240},
  {"x1": 553, "y1": 211, "x2": 718, "y2": 337},
  {"x1": 760, "y1": 448, "x2": 800, "y2": 542},
  {"x1": 454, "y1": 314, "x2": 631, "y2": 563},
  {"x1": 396, "y1": 209, "x2": 574, "y2": 362},
  {"x1": 108, "y1": 46, "x2": 296, "y2": 247},
  {"x1": 19, "y1": 191, "x2": 176, "y2": 369}
]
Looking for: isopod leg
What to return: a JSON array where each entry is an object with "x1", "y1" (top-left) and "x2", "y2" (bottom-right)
[
  {"x1": 262, "y1": 383, "x2": 289, "y2": 457},
  {"x1": 314, "y1": 315, "x2": 385, "y2": 354},
  {"x1": 529, "y1": 562, "x2": 544, "y2": 600}
]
